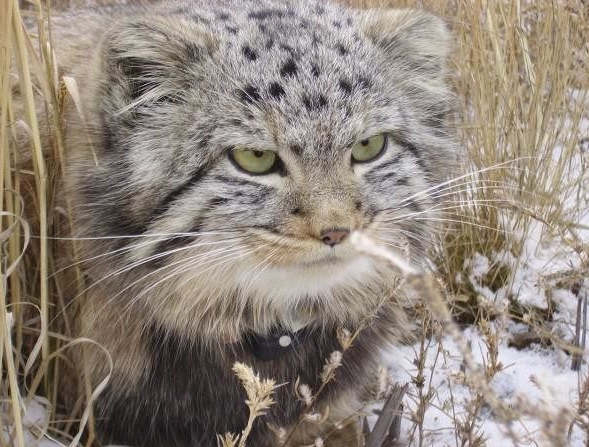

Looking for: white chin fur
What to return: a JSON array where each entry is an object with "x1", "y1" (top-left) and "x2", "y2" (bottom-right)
[{"x1": 234, "y1": 253, "x2": 376, "y2": 304}]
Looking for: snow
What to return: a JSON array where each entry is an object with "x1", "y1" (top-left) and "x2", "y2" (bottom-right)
[
  {"x1": 383, "y1": 328, "x2": 587, "y2": 447},
  {"x1": 1, "y1": 398, "x2": 65, "y2": 447}
]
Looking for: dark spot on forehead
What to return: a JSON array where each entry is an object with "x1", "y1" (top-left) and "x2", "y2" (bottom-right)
[
  {"x1": 358, "y1": 76, "x2": 372, "y2": 90},
  {"x1": 268, "y1": 82, "x2": 285, "y2": 99},
  {"x1": 279, "y1": 43, "x2": 295, "y2": 54},
  {"x1": 290, "y1": 144, "x2": 303, "y2": 156},
  {"x1": 311, "y1": 63, "x2": 320, "y2": 77},
  {"x1": 302, "y1": 94, "x2": 328, "y2": 112},
  {"x1": 337, "y1": 44, "x2": 348, "y2": 56},
  {"x1": 242, "y1": 45, "x2": 258, "y2": 61},
  {"x1": 280, "y1": 59, "x2": 298, "y2": 78},
  {"x1": 332, "y1": 20, "x2": 341, "y2": 28},
  {"x1": 217, "y1": 12, "x2": 230, "y2": 20},
  {"x1": 239, "y1": 85, "x2": 261, "y2": 104},
  {"x1": 265, "y1": 38, "x2": 274, "y2": 49},
  {"x1": 249, "y1": 9, "x2": 285, "y2": 20},
  {"x1": 225, "y1": 26, "x2": 238, "y2": 35},
  {"x1": 315, "y1": 6, "x2": 325, "y2": 15},
  {"x1": 339, "y1": 79, "x2": 352, "y2": 94}
]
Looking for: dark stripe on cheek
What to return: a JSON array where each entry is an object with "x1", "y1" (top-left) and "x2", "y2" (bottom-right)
[
  {"x1": 250, "y1": 223, "x2": 281, "y2": 234},
  {"x1": 152, "y1": 164, "x2": 211, "y2": 219},
  {"x1": 207, "y1": 197, "x2": 229, "y2": 207},
  {"x1": 149, "y1": 221, "x2": 203, "y2": 269},
  {"x1": 365, "y1": 154, "x2": 404, "y2": 180},
  {"x1": 403, "y1": 142, "x2": 429, "y2": 174},
  {"x1": 389, "y1": 135, "x2": 430, "y2": 176},
  {"x1": 211, "y1": 175, "x2": 272, "y2": 190},
  {"x1": 233, "y1": 189, "x2": 270, "y2": 205}
]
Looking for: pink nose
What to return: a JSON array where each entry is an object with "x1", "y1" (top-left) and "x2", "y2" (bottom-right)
[{"x1": 320, "y1": 229, "x2": 349, "y2": 247}]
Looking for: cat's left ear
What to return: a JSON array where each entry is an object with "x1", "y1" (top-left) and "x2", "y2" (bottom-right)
[{"x1": 361, "y1": 9, "x2": 451, "y2": 80}]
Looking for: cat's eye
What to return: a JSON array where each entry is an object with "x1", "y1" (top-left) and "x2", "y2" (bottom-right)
[
  {"x1": 230, "y1": 148, "x2": 278, "y2": 174},
  {"x1": 351, "y1": 134, "x2": 387, "y2": 163}
]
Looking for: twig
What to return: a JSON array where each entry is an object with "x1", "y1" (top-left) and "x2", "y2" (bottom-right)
[{"x1": 571, "y1": 282, "x2": 588, "y2": 371}]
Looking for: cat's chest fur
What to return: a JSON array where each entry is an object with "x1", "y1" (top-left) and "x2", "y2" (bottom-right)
[{"x1": 94, "y1": 320, "x2": 387, "y2": 447}]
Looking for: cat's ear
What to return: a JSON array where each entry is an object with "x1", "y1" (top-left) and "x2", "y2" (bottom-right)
[
  {"x1": 361, "y1": 9, "x2": 451, "y2": 80},
  {"x1": 102, "y1": 17, "x2": 218, "y2": 109}
]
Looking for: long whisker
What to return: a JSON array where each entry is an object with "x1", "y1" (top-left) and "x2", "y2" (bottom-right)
[
  {"x1": 120, "y1": 244, "x2": 267, "y2": 321},
  {"x1": 410, "y1": 217, "x2": 510, "y2": 233},
  {"x1": 242, "y1": 244, "x2": 284, "y2": 291},
  {"x1": 49, "y1": 237, "x2": 243, "y2": 325},
  {"x1": 397, "y1": 159, "x2": 532, "y2": 205},
  {"x1": 105, "y1": 244, "x2": 254, "y2": 321},
  {"x1": 375, "y1": 202, "x2": 515, "y2": 224},
  {"x1": 32, "y1": 230, "x2": 241, "y2": 241}
]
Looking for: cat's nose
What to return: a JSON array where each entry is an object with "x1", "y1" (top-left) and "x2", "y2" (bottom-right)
[{"x1": 320, "y1": 228, "x2": 349, "y2": 247}]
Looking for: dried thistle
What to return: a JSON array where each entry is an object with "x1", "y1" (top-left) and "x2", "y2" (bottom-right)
[
  {"x1": 296, "y1": 381, "x2": 314, "y2": 407},
  {"x1": 217, "y1": 432, "x2": 239, "y2": 447},
  {"x1": 304, "y1": 410, "x2": 329, "y2": 425},
  {"x1": 337, "y1": 328, "x2": 353, "y2": 350},
  {"x1": 221, "y1": 362, "x2": 279, "y2": 447},
  {"x1": 320, "y1": 351, "x2": 343, "y2": 384}
]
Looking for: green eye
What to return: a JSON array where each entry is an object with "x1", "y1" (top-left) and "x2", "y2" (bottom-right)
[
  {"x1": 351, "y1": 134, "x2": 387, "y2": 163},
  {"x1": 230, "y1": 148, "x2": 278, "y2": 174}
]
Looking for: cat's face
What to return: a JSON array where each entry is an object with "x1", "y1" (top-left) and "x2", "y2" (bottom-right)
[{"x1": 70, "y1": 1, "x2": 455, "y2": 333}]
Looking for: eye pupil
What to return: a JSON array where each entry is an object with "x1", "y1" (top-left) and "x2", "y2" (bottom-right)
[
  {"x1": 253, "y1": 150, "x2": 264, "y2": 158},
  {"x1": 360, "y1": 139, "x2": 369, "y2": 146}
]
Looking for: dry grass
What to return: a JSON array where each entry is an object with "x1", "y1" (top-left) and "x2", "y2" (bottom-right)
[{"x1": 1, "y1": 0, "x2": 588, "y2": 446}]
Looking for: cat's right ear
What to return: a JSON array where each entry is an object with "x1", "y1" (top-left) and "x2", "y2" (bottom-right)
[
  {"x1": 101, "y1": 17, "x2": 218, "y2": 113},
  {"x1": 361, "y1": 9, "x2": 451, "y2": 82}
]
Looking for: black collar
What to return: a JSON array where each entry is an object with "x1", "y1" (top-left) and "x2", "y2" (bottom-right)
[{"x1": 245, "y1": 326, "x2": 310, "y2": 361}]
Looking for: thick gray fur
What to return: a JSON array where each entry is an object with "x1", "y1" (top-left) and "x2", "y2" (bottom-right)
[{"x1": 53, "y1": 0, "x2": 457, "y2": 445}]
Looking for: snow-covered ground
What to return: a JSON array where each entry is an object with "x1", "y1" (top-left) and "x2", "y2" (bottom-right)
[{"x1": 385, "y1": 329, "x2": 587, "y2": 446}]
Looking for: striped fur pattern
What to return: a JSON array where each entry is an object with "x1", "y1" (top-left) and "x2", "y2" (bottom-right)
[{"x1": 55, "y1": 0, "x2": 456, "y2": 445}]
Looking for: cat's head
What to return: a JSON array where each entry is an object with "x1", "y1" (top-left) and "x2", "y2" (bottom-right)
[{"x1": 68, "y1": 1, "x2": 456, "y2": 336}]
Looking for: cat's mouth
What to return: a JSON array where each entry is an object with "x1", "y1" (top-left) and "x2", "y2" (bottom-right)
[
  {"x1": 248, "y1": 230, "x2": 363, "y2": 267},
  {"x1": 299, "y1": 249, "x2": 347, "y2": 266}
]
